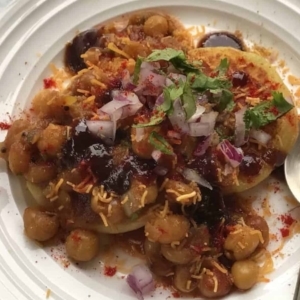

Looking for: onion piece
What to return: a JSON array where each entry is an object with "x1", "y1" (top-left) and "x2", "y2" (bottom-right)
[
  {"x1": 99, "y1": 90, "x2": 143, "y2": 120},
  {"x1": 234, "y1": 107, "x2": 247, "y2": 147},
  {"x1": 193, "y1": 136, "x2": 211, "y2": 156},
  {"x1": 86, "y1": 120, "x2": 115, "y2": 143},
  {"x1": 217, "y1": 140, "x2": 244, "y2": 168},
  {"x1": 134, "y1": 65, "x2": 166, "y2": 96},
  {"x1": 167, "y1": 130, "x2": 181, "y2": 140},
  {"x1": 126, "y1": 264, "x2": 155, "y2": 300},
  {"x1": 250, "y1": 129, "x2": 271, "y2": 146},
  {"x1": 153, "y1": 166, "x2": 168, "y2": 176},
  {"x1": 113, "y1": 19, "x2": 129, "y2": 32},
  {"x1": 182, "y1": 168, "x2": 213, "y2": 190},
  {"x1": 151, "y1": 150, "x2": 162, "y2": 162},
  {"x1": 187, "y1": 105, "x2": 205, "y2": 123},
  {"x1": 169, "y1": 73, "x2": 187, "y2": 83},
  {"x1": 168, "y1": 98, "x2": 189, "y2": 134},
  {"x1": 188, "y1": 111, "x2": 218, "y2": 137},
  {"x1": 135, "y1": 127, "x2": 145, "y2": 142}
]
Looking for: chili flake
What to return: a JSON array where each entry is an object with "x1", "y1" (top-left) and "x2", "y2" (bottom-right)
[{"x1": 104, "y1": 266, "x2": 117, "y2": 277}]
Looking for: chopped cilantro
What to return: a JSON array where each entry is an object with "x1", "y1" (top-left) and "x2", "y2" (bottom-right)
[
  {"x1": 133, "y1": 114, "x2": 165, "y2": 128},
  {"x1": 133, "y1": 56, "x2": 143, "y2": 84},
  {"x1": 145, "y1": 48, "x2": 200, "y2": 74},
  {"x1": 215, "y1": 58, "x2": 230, "y2": 77},
  {"x1": 244, "y1": 92, "x2": 294, "y2": 130},
  {"x1": 146, "y1": 48, "x2": 186, "y2": 62},
  {"x1": 215, "y1": 89, "x2": 235, "y2": 112},
  {"x1": 159, "y1": 82, "x2": 185, "y2": 114},
  {"x1": 215, "y1": 127, "x2": 234, "y2": 141},
  {"x1": 149, "y1": 132, "x2": 173, "y2": 155},
  {"x1": 182, "y1": 82, "x2": 196, "y2": 120}
]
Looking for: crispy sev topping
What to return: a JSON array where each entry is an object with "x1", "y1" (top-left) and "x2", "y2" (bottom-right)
[
  {"x1": 160, "y1": 200, "x2": 169, "y2": 218},
  {"x1": 140, "y1": 190, "x2": 148, "y2": 208},
  {"x1": 250, "y1": 229, "x2": 265, "y2": 244},
  {"x1": 186, "y1": 280, "x2": 192, "y2": 290},
  {"x1": 211, "y1": 261, "x2": 228, "y2": 274},
  {"x1": 238, "y1": 241, "x2": 245, "y2": 249},
  {"x1": 212, "y1": 276, "x2": 218, "y2": 293},
  {"x1": 99, "y1": 212, "x2": 108, "y2": 227},
  {"x1": 159, "y1": 179, "x2": 169, "y2": 192},
  {"x1": 171, "y1": 241, "x2": 180, "y2": 248},
  {"x1": 121, "y1": 196, "x2": 129, "y2": 204},
  {"x1": 176, "y1": 191, "x2": 197, "y2": 202}
]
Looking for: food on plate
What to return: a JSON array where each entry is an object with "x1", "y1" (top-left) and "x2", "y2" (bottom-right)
[{"x1": 0, "y1": 11, "x2": 298, "y2": 299}]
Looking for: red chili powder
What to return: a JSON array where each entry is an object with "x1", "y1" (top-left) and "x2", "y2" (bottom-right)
[
  {"x1": 280, "y1": 214, "x2": 295, "y2": 226},
  {"x1": 104, "y1": 266, "x2": 117, "y2": 277},
  {"x1": 43, "y1": 77, "x2": 56, "y2": 89},
  {"x1": 0, "y1": 122, "x2": 11, "y2": 130}
]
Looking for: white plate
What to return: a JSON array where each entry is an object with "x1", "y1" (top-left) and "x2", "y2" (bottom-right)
[{"x1": 0, "y1": 0, "x2": 300, "y2": 299}]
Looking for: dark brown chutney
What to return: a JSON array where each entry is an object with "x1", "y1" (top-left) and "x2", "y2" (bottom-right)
[
  {"x1": 62, "y1": 120, "x2": 157, "y2": 195},
  {"x1": 198, "y1": 31, "x2": 245, "y2": 51}
]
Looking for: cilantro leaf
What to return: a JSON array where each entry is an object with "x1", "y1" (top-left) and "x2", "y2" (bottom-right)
[
  {"x1": 216, "y1": 89, "x2": 235, "y2": 112},
  {"x1": 146, "y1": 48, "x2": 186, "y2": 62},
  {"x1": 133, "y1": 56, "x2": 143, "y2": 84},
  {"x1": 182, "y1": 81, "x2": 196, "y2": 120},
  {"x1": 149, "y1": 132, "x2": 173, "y2": 155},
  {"x1": 244, "y1": 92, "x2": 294, "y2": 130},
  {"x1": 145, "y1": 48, "x2": 200, "y2": 74},
  {"x1": 215, "y1": 58, "x2": 229, "y2": 77},
  {"x1": 159, "y1": 82, "x2": 185, "y2": 114},
  {"x1": 132, "y1": 114, "x2": 165, "y2": 128},
  {"x1": 189, "y1": 73, "x2": 232, "y2": 91}
]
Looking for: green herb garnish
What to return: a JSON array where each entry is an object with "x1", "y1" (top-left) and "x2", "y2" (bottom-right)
[
  {"x1": 133, "y1": 115, "x2": 165, "y2": 128},
  {"x1": 133, "y1": 56, "x2": 143, "y2": 84},
  {"x1": 182, "y1": 82, "x2": 196, "y2": 120},
  {"x1": 215, "y1": 58, "x2": 230, "y2": 77},
  {"x1": 149, "y1": 131, "x2": 173, "y2": 155},
  {"x1": 244, "y1": 91, "x2": 294, "y2": 130}
]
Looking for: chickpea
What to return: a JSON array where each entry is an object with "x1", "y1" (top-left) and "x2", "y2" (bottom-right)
[
  {"x1": 198, "y1": 266, "x2": 232, "y2": 298},
  {"x1": 144, "y1": 239, "x2": 161, "y2": 263},
  {"x1": 245, "y1": 215, "x2": 269, "y2": 247},
  {"x1": 231, "y1": 260, "x2": 259, "y2": 290},
  {"x1": 145, "y1": 214, "x2": 190, "y2": 244},
  {"x1": 131, "y1": 126, "x2": 160, "y2": 159},
  {"x1": 188, "y1": 225, "x2": 211, "y2": 251},
  {"x1": 106, "y1": 200, "x2": 127, "y2": 225},
  {"x1": 161, "y1": 244, "x2": 195, "y2": 265},
  {"x1": 59, "y1": 169, "x2": 83, "y2": 191},
  {"x1": 24, "y1": 162, "x2": 57, "y2": 183},
  {"x1": 164, "y1": 180, "x2": 198, "y2": 205},
  {"x1": 151, "y1": 257, "x2": 174, "y2": 277},
  {"x1": 23, "y1": 207, "x2": 59, "y2": 242},
  {"x1": 65, "y1": 229, "x2": 100, "y2": 262},
  {"x1": 144, "y1": 15, "x2": 169, "y2": 37},
  {"x1": 37, "y1": 124, "x2": 67, "y2": 157},
  {"x1": 123, "y1": 41, "x2": 150, "y2": 59},
  {"x1": 4, "y1": 119, "x2": 30, "y2": 151},
  {"x1": 8, "y1": 141, "x2": 31, "y2": 175},
  {"x1": 31, "y1": 89, "x2": 66, "y2": 120},
  {"x1": 224, "y1": 225, "x2": 260, "y2": 261},
  {"x1": 174, "y1": 265, "x2": 197, "y2": 293},
  {"x1": 122, "y1": 179, "x2": 158, "y2": 216}
]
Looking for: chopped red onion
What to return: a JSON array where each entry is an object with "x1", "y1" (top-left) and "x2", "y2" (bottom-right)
[
  {"x1": 182, "y1": 168, "x2": 213, "y2": 190},
  {"x1": 168, "y1": 98, "x2": 189, "y2": 134},
  {"x1": 113, "y1": 20, "x2": 129, "y2": 32},
  {"x1": 121, "y1": 70, "x2": 136, "y2": 91},
  {"x1": 135, "y1": 127, "x2": 145, "y2": 142},
  {"x1": 86, "y1": 120, "x2": 115, "y2": 143},
  {"x1": 99, "y1": 90, "x2": 143, "y2": 120},
  {"x1": 154, "y1": 93, "x2": 164, "y2": 108},
  {"x1": 187, "y1": 105, "x2": 205, "y2": 123},
  {"x1": 217, "y1": 140, "x2": 244, "y2": 168},
  {"x1": 194, "y1": 136, "x2": 211, "y2": 156},
  {"x1": 134, "y1": 65, "x2": 166, "y2": 96},
  {"x1": 167, "y1": 130, "x2": 181, "y2": 140},
  {"x1": 126, "y1": 264, "x2": 155, "y2": 300},
  {"x1": 250, "y1": 129, "x2": 271, "y2": 146},
  {"x1": 151, "y1": 150, "x2": 162, "y2": 162},
  {"x1": 169, "y1": 73, "x2": 187, "y2": 83},
  {"x1": 189, "y1": 111, "x2": 218, "y2": 137},
  {"x1": 154, "y1": 166, "x2": 169, "y2": 176},
  {"x1": 234, "y1": 107, "x2": 247, "y2": 147},
  {"x1": 223, "y1": 163, "x2": 233, "y2": 176}
]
